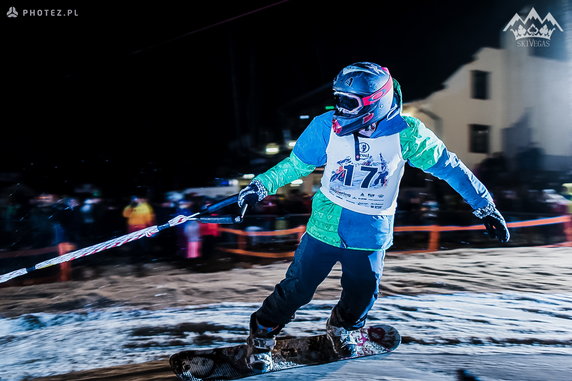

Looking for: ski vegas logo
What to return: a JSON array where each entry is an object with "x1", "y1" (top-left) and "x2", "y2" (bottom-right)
[{"x1": 503, "y1": 7, "x2": 563, "y2": 48}]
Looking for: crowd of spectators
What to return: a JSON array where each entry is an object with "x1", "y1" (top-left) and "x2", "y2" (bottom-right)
[
  {"x1": 0, "y1": 176, "x2": 571, "y2": 260},
  {"x1": 0, "y1": 190, "x2": 216, "y2": 254}
]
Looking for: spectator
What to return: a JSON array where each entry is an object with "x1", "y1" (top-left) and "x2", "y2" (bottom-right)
[
  {"x1": 80, "y1": 194, "x2": 106, "y2": 244},
  {"x1": 122, "y1": 195, "x2": 156, "y2": 265},
  {"x1": 122, "y1": 196, "x2": 155, "y2": 233},
  {"x1": 184, "y1": 218, "x2": 201, "y2": 259},
  {"x1": 56, "y1": 197, "x2": 83, "y2": 244},
  {"x1": 199, "y1": 220, "x2": 220, "y2": 261},
  {"x1": 29, "y1": 193, "x2": 58, "y2": 247},
  {"x1": 173, "y1": 198, "x2": 201, "y2": 259},
  {"x1": 2, "y1": 197, "x2": 20, "y2": 245}
]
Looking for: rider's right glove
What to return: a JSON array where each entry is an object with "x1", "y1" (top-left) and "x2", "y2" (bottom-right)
[{"x1": 238, "y1": 179, "x2": 268, "y2": 209}]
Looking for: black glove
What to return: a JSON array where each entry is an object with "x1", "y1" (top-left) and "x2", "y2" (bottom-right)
[
  {"x1": 473, "y1": 204, "x2": 510, "y2": 243},
  {"x1": 238, "y1": 179, "x2": 268, "y2": 208}
]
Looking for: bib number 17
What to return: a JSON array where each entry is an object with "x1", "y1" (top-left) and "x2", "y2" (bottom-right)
[{"x1": 343, "y1": 165, "x2": 379, "y2": 188}]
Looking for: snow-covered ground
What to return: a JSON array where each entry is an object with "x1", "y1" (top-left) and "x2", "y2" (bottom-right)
[{"x1": 0, "y1": 246, "x2": 571, "y2": 380}]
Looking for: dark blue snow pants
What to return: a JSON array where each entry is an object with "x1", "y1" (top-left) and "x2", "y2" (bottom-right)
[{"x1": 255, "y1": 233, "x2": 385, "y2": 330}]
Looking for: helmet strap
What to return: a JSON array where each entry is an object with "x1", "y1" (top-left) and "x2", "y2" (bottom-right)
[{"x1": 357, "y1": 122, "x2": 378, "y2": 138}]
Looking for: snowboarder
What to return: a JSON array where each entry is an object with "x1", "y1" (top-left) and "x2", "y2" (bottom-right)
[{"x1": 237, "y1": 62, "x2": 510, "y2": 371}]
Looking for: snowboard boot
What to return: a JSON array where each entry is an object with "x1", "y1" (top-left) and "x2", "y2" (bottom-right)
[
  {"x1": 326, "y1": 311, "x2": 358, "y2": 358},
  {"x1": 246, "y1": 314, "x2": 283, "y2": 372}
]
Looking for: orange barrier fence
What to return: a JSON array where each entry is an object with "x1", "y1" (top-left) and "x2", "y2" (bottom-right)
[
  {"x1": 1, "y1": 215, "x2": 570, "y2": 279},
  {"x1": 394, "y1": 215, "x2": 572, "y2": 252},
  {"x1": 218, "y1": 215, "x2": 572, "y2": 258},
  {"x1": 218, "y1": 226, "x2": 305, "y2": 258}
]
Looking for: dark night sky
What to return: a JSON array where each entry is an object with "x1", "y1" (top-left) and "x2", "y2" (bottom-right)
[{"x1": 1, "y1": 0, "x2": 554, "y2": 196}]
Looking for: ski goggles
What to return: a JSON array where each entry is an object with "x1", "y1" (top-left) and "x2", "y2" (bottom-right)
[{"x1": 334, "y1": 78, "x2": 393, "y2": 115}]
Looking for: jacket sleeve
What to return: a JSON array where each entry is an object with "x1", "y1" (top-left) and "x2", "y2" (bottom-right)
[
  {"x1": 254, "y1": 152, "x2": 316, "y2": 195},
  {"x1": 400, "y1": 116, "x2": 493, "y2": 210},
  {"x1": 291, "y1": 114, "x2": 330, "y2": 167}
]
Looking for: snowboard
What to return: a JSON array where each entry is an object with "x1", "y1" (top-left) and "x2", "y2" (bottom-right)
[{"x1": 169, "y1": 324, "x2": 400, "y2": 381}]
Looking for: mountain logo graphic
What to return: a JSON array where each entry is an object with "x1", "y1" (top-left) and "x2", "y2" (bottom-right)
[
  {"x1": 503, "y1": 7, "x2": 563, "y2": 40},
  {"x1": 6, "y1": 6, "x2": 17, "y2": 18}
]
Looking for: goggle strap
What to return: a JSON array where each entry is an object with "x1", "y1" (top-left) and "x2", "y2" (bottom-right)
[{"x1": 362, "y1": 76, "x2": 393, "y2": 106}]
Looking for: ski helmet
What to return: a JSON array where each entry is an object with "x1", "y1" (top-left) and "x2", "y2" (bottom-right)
[{"x1": 331, "y1": 62, "x2": 395, "y2": 136}]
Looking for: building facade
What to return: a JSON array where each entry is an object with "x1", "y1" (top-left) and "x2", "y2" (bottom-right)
[{"x1": 403, "y1": 32, "x2": 571, "y2": 172}]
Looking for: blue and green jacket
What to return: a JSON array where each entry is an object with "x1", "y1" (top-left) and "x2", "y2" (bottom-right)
[{"x1": 255, "y1": 80, "x2": 493, "y2": 250}]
